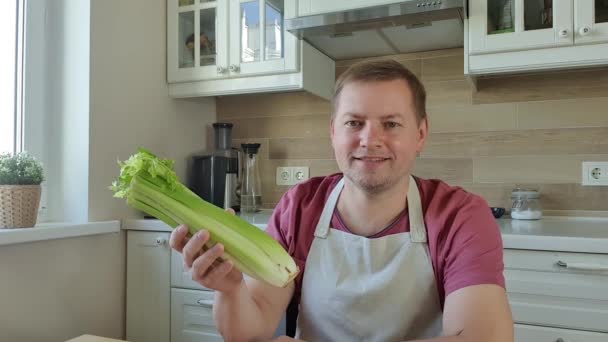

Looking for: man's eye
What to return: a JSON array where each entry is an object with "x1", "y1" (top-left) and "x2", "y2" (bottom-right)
[
  {"x1": 385, "y1": 122, "x2": 399, "y2": 128},
  {"x1": 345, "y1": 121, "x2": 361, "y2": 127}
]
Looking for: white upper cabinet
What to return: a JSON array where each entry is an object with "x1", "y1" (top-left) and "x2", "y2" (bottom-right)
[
  {"x1": 466, "y1": 0, "x2": 608, "y2": 75},
  {"x1": 167, "y1": 0, "x2": 335, "y2": 99},
  {"x1": 575, "y1": 0, "x2": 608, "y2": 45},
  {"x1": 468, "y1": 0, "x2": 573, "y2": 54}
]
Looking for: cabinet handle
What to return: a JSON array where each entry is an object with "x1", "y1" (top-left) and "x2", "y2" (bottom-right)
[
  {"x1": 555, "y1": 338, "x2": 567, "y2": 342},
  {"x1": 229, "y1": 64, "x2": 240, "y2": 73},
  {"x1": 196, "y1": 299, "x2": 214, "y2": 307},
  {"x1": 556, "y1": 260, "x2": 608, "y2": 271},
  {"x1": 579, "y1": 26, "x2": 591, "y2": 36},
  {"x1": 217, "y1": 66, "x2": 227, "y2": 74},
  {"x1": 558, "y1": 29, "x2": 569, "y2": 38},
  {"x1": 141, "y1": 237, "x2": 167, "y2": 247}
]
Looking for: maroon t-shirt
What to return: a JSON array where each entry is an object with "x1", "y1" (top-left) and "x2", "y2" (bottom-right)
[{"x1": 266, "y1": 173, "x2": 505, "y2": 308}]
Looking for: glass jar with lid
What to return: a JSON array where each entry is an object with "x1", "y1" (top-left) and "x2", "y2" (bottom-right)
[{"x1": 510, "y1": 188, "x2": 542, "y2": 220}]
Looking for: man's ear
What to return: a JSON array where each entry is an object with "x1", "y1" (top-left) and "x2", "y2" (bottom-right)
[{"x1": 416, "y1": 117, "x2": 429, "y2": 153}]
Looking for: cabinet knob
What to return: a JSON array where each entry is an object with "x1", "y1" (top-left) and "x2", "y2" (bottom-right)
[
  {"x1": 155, "y1": 237, "x2": 167, "y2": 246},
  {"x1": 579, "y1": 26, "x2": 591, "y2": 36},
  {"x1": 558, "y1": 29, "x2": 569, "y2": 38},
  {"x1": 555, "y1": 338, "x2": 566, "y2": 342},
  {"x1": 229, "y1": 64, "x2": 240, "y2": 73},
  {"x1": 217, "y1": 66, "x2": 227, "y2": 74}
]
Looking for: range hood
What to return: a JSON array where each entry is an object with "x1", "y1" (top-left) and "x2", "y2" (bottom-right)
[{"x1": 285, "y1": 0, "x2": 466, "y2": 60}]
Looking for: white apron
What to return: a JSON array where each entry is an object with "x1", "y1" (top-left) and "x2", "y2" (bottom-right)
[{"x1": 295, "y1": 176, "x2": 443, "y2": 342}]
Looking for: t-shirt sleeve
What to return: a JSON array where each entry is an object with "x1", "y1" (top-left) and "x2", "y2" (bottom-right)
[{"x1": 442, "y1": 195, "x2": 506, "y2": 297}]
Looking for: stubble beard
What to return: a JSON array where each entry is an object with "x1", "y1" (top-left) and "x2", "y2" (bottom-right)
[{"x1": 342, "y1": 164, "x2": 407, "y2": 196}]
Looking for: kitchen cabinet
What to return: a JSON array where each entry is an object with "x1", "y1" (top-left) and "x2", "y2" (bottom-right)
[
  {"x1": 504, "y1": 249, "x2": 608, "y2": 342},
  {"x1": 167, "y1": 0, "x2": 334, "y2": 99},
  {"x1": 126, "y1": 231, "x2": 171, "y2": 342},
  {"x1": 466, "y1": 0, "x2": 608, "y2": 75},
  {"x1": 171, "y1": 289, "x2": 224, "y2": 342}
]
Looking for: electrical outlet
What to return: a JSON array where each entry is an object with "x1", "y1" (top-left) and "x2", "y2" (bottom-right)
[
  {"x1": 582, "y1": 162, "x2": 608, "y2": 186},
  {"x1": 276, "y1": 166, "x2": 309, "y2": 186}
]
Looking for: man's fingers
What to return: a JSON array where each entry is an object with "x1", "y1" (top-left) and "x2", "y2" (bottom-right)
[
  {"x1": 182, "y1": 230, "x2": 210, "y2": 268},
  {"x1": 169, "y1": 225, "x2": 190, "y2": 253},
  {"x1": 191, "y1": 243, "x2": 225, "y2": 283}
]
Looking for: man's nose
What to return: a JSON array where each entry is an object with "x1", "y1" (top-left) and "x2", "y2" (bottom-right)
[{"x1": 359, "y1": 123, "x2": 383, "y2": 148}]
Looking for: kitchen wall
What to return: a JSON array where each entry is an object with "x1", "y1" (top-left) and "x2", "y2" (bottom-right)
[{"x1": 217, "y1": 48, "x2": 608, "y2": 213}]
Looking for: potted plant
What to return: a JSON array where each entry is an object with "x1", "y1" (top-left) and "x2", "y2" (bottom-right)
[{"x1": 0, "y1": 151, "x2": 45, "y2": 228}]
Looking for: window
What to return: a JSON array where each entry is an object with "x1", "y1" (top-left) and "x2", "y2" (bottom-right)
[{"x1": 0, "y1": 0, "x2": 24, "y2": 155}]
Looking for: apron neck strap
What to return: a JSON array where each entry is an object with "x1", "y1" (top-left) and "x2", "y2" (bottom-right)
[{"x1": 313, "y1": 175, "x2": 427, "y2": 243}]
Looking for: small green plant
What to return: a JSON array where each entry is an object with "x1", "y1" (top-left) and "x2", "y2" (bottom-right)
[{"x1": 0, "y1": 152, "x2": 45, "y2": 185}]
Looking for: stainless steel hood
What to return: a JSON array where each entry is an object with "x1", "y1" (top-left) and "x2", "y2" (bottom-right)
[{"x1": 285, "y1": 0, "x2": 466, "y2": 60}]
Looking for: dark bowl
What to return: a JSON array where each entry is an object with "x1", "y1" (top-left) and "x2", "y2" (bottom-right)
[{"x1": 491, "y1": 207, "x2": 506, "y2": 219}]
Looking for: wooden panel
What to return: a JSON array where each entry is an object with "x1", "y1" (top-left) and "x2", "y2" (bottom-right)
[
  {"x1": 474, "y1": 155, "x2": 608, "y2": 183},
  {"x1": 336, "y1": 59, "x2": 421, "y2": 79},
  {"x1": 421, "y1": 55, "x2": 465, "y2": 82},
  {"x1": 413, "y1": 158, "x2": 473, "y2": 183},
  {"x1": 216, "y1": 91, "x2": 331, "y2": 119},
  {"x1": 269, "y1": 137, "x2": 334, "y2": 159},
  {"x1": 473, "y1": 68, "x2": 608, "y2": 104},
  {"x1": 427, "y1": 103, "x2": 517, "y2": 133},
  {"x1": 423, "y1": 127, "x2": 608, "y2": 158},
  {"x1": 425, "y1": 80, "x2": 472, "y2": 107},
  {"x1": 229, "y1": 115, "x2": 330, "y2": 139},
  {"x1": 334, "y1": 48, "x2": 463, "y2": 68},
  {"x1": 517, "y1": 97, "x2": 608, "y2": 129}
]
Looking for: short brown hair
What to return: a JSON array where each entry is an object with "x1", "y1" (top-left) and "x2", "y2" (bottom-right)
[{"x1": 332, "y1": 59, "x2": 427, "y2": 123}]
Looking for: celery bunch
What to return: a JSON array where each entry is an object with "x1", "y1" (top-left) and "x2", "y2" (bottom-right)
[{"x1": 111, "y1": 148, "x2": 299, "y2": 288}]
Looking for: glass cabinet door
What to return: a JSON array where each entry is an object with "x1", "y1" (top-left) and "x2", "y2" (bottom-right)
[
  {"x1": 575, "y1": 0, "x2": 608, "y2": 45},
  {"x1": 469, "y1": 0, "x2": 573, "y2": 55},
  {"x1": 229, "y1": 0, "x2": 297, "y2": 76},
  {"x1": 168, "y1": 0, "x2": 228, "y2": 82}
]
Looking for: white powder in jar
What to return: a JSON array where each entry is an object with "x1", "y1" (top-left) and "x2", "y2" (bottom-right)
[{"x1": 511, "y1": 210, "x2": 542, "y2": 220}]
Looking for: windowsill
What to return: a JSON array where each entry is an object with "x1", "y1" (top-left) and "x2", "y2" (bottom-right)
[{"x1": 0, "y1": 221, "x2": 121, "y2": 246}]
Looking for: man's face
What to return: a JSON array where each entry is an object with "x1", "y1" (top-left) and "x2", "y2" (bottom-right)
[{"x1": 330, "y1": 79, "x2": 428, "y2": 194}]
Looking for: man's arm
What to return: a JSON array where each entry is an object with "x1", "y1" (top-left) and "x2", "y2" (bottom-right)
[
  {"x1": 214, "y1": 276, "x2": 294, "y2": 341},
  {"x1": 410, "y1": 284, "x2": 513, "y2": 342}
]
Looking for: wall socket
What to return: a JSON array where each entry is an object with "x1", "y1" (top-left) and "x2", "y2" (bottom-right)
[
  {"x1": 276, "y1": 166, "x2": 310, "y2": 186},
  {"x1": 582, "y1": 162, "x2": 608, "y2": 186}
]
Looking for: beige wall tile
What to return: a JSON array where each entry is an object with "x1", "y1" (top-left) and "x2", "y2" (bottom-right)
[
  {"x1": 269, "y1": 137, "x2": 334, "y2": 159},
  {"x1": 425, "y1": 80, "x2": 472, "y2": 107},
  {"x1": 413, "y1": 158, "x2": 473, "y2": 183},
  {"x1": 422, "y1": 55, "x2": 465, "y2": 82},
  {"x1": 423, "y1": 127, "x2": 608, "y2": 158},
  {"x1": 228, "y1": 115, "x2": 331, "y2": 139},
  {"x1": 517, "y1": 97, "x2": 608, "y2": 129},
  {"x1": 473, "y1": 68, "x2": 608, "y2": 104},
  {"x1": 474, "y1": 155, "x2": 608, "y2": 184},
  {"x1": 217, "y1": 91, "x2": 331, "y2": 119},
  {"x1": 427, "y1": 103, "x2": 517, "y2": 133}
]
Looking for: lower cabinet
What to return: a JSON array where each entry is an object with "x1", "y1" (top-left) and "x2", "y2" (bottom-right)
[
  {"x1": 515, "y1": 324, "x2": 608, "y2": 342},
  {"x1": 505, "y1": 249, "x2": 608, "y2": 342},
  {"x1": 171, "y1": 288, "x2": 223, "y2": 342}
]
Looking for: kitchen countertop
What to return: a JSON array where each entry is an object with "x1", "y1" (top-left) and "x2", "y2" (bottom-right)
[{"x1": 122, "y1": 213, "x2": 608, "y2": 254}]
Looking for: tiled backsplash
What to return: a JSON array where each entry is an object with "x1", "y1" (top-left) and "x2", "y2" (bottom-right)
[{"x1": 217, "y1": 48, "x2": 608, "y2": 212}]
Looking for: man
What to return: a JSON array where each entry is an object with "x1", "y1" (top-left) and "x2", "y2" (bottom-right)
[{"x1": 170, "y1": 60, "x2": 514, "y2": 341}]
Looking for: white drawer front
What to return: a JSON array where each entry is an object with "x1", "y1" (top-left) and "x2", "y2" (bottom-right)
[
  {"x1": 515, "y1": 324, "x2": 608, "y2": 342},
  {"x1": 171, "y1": 250, "x2": 210, "y2": 291},
  {"x1": 504, "y1": 249, "x2": 608, "y2": 332},
  {"x1": 171, "y1": 288, "x2": 223, "y2": 342}
]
